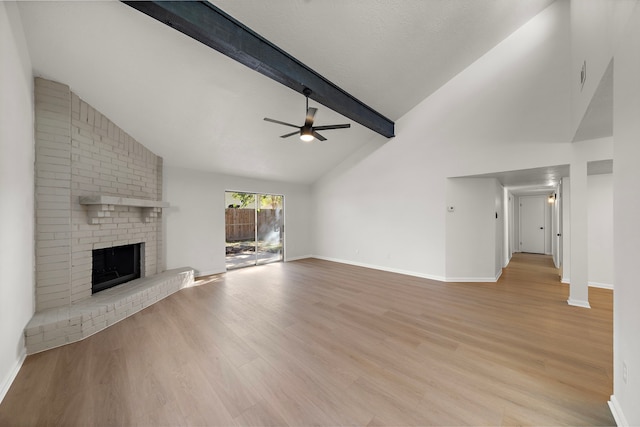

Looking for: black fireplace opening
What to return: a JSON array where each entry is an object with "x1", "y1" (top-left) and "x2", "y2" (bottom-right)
[{"x1": 92, "y1": 243, "x2": 141, "y2": 294}]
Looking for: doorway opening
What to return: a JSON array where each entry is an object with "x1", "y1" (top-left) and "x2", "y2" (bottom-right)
[
  {"x1": 225, "y1": 191, "x2": 284, "y2": 270},
  {"x1": 518, "y1": 195, "x2": 550, "y2": 254}
]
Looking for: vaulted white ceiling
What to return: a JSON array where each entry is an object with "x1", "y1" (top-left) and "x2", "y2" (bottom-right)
[{"x1": 17, "y1": 0, "x2": 556, "y2": 184}]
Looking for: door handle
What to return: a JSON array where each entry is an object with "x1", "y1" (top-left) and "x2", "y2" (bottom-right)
[{"x1": 540, "y1": 227, "x2": 544, "y2": 229}]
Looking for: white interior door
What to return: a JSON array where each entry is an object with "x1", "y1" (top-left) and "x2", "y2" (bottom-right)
[{"x1": 519, "y1": 196, "x2": 545, "y2": 254}]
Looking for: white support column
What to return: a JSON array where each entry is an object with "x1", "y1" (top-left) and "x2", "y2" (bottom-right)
[{"x1": 568, "y1": 161, "x2": 590, "y2": 308}]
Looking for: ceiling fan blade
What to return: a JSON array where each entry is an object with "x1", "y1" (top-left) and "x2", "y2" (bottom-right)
[
  {"x1": 264, "y1": 117, "x2": 299, "y2": 128},
  {"x1": 312, "y1": 131, "x2": 327, "y2": 141},
  {"x1": 280, "y1": 130, "x2": 300, "y2": 138},
  {"x1": 304, "y1": 107, "x2": 317, "y2": 127},
  {"x1": 313, "y1": 124, "x2": 351, "y2": 131}
]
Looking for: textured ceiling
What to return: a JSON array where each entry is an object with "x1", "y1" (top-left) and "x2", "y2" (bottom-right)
[
  {"x1": 17, "y1": 0, "x2": 556, "y2": 184},
  {"x1": 212, "y1": 0, "x2": 557, "y2": 120}
]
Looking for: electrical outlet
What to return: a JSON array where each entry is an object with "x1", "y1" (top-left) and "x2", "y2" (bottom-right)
[
  {"x1": 623, "y1": 361, "x2": 628, "y2": 384},
  {"x1": 355, "y1": 248, "x2": 359, "y2": 254}
]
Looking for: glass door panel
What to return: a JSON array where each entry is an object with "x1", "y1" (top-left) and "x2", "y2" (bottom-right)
[
  {"x1": 225, "y1": 192, "x2": 257, "y2": 270},
  {"x1": 256, "y1": 194, "x2": 283, "y2": 265}
]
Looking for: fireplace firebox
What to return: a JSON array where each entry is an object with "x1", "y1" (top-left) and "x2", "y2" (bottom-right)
[{"x1": 92, "y1": 243, "x2": 142, "y2": 294}]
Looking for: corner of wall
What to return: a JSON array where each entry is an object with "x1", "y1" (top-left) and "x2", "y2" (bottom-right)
[
  {"x1": 612, "y1": 2, "x2": 640, "y2": 425},
  {"x1": 0, "y1": 0, "x2": 35, "y2": 406},
  {"x1": 0, "y1": 350, "x2": 26, "y2": 405},
  {"x1": 608, "y1": 395, "x2": 629, "y2": 427}
]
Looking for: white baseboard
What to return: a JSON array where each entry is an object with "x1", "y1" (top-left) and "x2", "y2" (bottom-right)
[
  {"x1": 194, "y1": 268, "x2": 225, "y2": 278},
  {"x1": 589, "y1": 281, "x2": 614, "y2": 290},
  {"x1": 445, "y1": 269, "x2": 502, "y2": 283},
  {"x1": 0, "y1": 350, "x2": 26, "y2": 405},
  {"x1": 560, "y1": 278, "x2": 614, "y2": 290},
  {"x1": 445, "y1": 276, "x2": 500, "y2": 283},
  {"x1": 503, "y1": 256, "x2": 511, "y2": 268},
  {"x1": 285, "y1": 254, "x2": 313, "y2": 262},
  {"x1": 567, "y1": 298, "x2": 591, "y2": 309},
  {"x1": 312, "y1": 255, "x2": 447, "y2": 282},
  {"x1": 608, "y1": 395, "x2": 629, "y2": 426},
  {"x1": 312, "y1": 256, "x2": 505, "y2": 284}
]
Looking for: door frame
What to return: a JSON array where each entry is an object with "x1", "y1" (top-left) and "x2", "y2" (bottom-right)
[
  {"x1": 518, "y1": 195, "x2": 549, "y2": 254},
  {"x1": 224, "y1": 190, "x2": 285, "y2": 270}
]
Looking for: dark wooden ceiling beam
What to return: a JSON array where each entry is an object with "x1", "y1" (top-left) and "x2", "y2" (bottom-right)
[{"x1": 122, "y1": 1, "x2": 395, "y2": 139}]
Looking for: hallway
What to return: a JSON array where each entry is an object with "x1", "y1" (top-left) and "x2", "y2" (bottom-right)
[{"x1": 500, "y1": 252, "x2": 563, "y2": 290}]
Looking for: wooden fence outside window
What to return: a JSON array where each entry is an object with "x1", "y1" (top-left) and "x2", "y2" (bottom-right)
[{"x1": 225, "y1": 208, "x2": 280, "y2": 242}]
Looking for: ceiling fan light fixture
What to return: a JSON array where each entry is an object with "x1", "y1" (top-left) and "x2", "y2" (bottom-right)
[{"x1": 300, "y1": 128, "x2": 314, "y2": 142}]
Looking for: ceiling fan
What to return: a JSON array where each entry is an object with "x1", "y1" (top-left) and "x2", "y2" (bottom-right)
[{"x1": 264, "y1": 88, "x2": 350, "y2": 142}]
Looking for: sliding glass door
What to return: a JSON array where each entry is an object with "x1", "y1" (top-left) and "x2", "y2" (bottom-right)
[{"x1": 225, "y1": 191, "x2": 284, "y2": 270}]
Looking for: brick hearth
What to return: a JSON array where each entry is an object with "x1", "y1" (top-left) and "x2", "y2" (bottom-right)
[{"x1": 25, "y1": 268, "x2": 194, "y2": 354}]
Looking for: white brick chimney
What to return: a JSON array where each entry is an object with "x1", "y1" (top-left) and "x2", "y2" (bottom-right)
[
  {"x1": 25, "y1": 78, "x2": 194, "y2": 355},
  {"x1": 34, "y1": 78, "x2": 165, "y2": 311}
]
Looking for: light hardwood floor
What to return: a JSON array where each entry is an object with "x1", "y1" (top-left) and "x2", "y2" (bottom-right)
[{"x1": 0, "y1": 253, "x2": 614, "y2": 426}]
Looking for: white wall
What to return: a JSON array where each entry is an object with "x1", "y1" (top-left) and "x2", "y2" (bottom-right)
[
  {"x1": 505, "y1": 189, "x2": 514, "y2": 265},
  {"x1": 557, "y1": 181, "x2": 565, "y2": 270},
  {"x1": 561, "y1": 177, "x2": 571, "y2": 284},
  {"x1": 562, "y1": 139, "x2": 614, "y2": 306},
  {"x1": 551, "y1": 183, "x2": 561, "y2": 268},
  {"x1": 445, "y1": 178, "x2": 500, "y2": 281},
  {"x1": 570, "y1": 0, "x2": 636, "y2": 137},
  {"x1": 612, "y1": 2, "x2": 640, "y2": 424},
  {"x1": 544, "y1": 195, "x2": 552, "y2": 254},
  {"x1": 569, "y1": 156, "x2": 589, "y2": 306},
  {"x1": 164, "y1": 166, "x2": 313, "y2": 276},
  {"x1": 512, "y1": 193, "x2": 520, "y2": 260},
  {"x1": 561, "y1": 166, "x2": 613, "y2": 288},
  {"x1": 0, "y1": 2, "x2": 35, "y2": 402},
  {"x1": 313, "y1": 1, "x2": 573, "y2": 281},
  {"x1": 494, "y1": 180, "x2": 505, "y2": 277},
  {"x1": 587, "y1": 173, "x2": 613, "y2": 288}
]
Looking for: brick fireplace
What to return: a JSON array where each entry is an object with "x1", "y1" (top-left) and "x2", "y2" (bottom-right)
[
  {"x1": 25, "y1": 78, "x2": 193, "y2": 354},
  {"x1": 34, "y1": 77, "x2": 166, "y2": 310}
]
